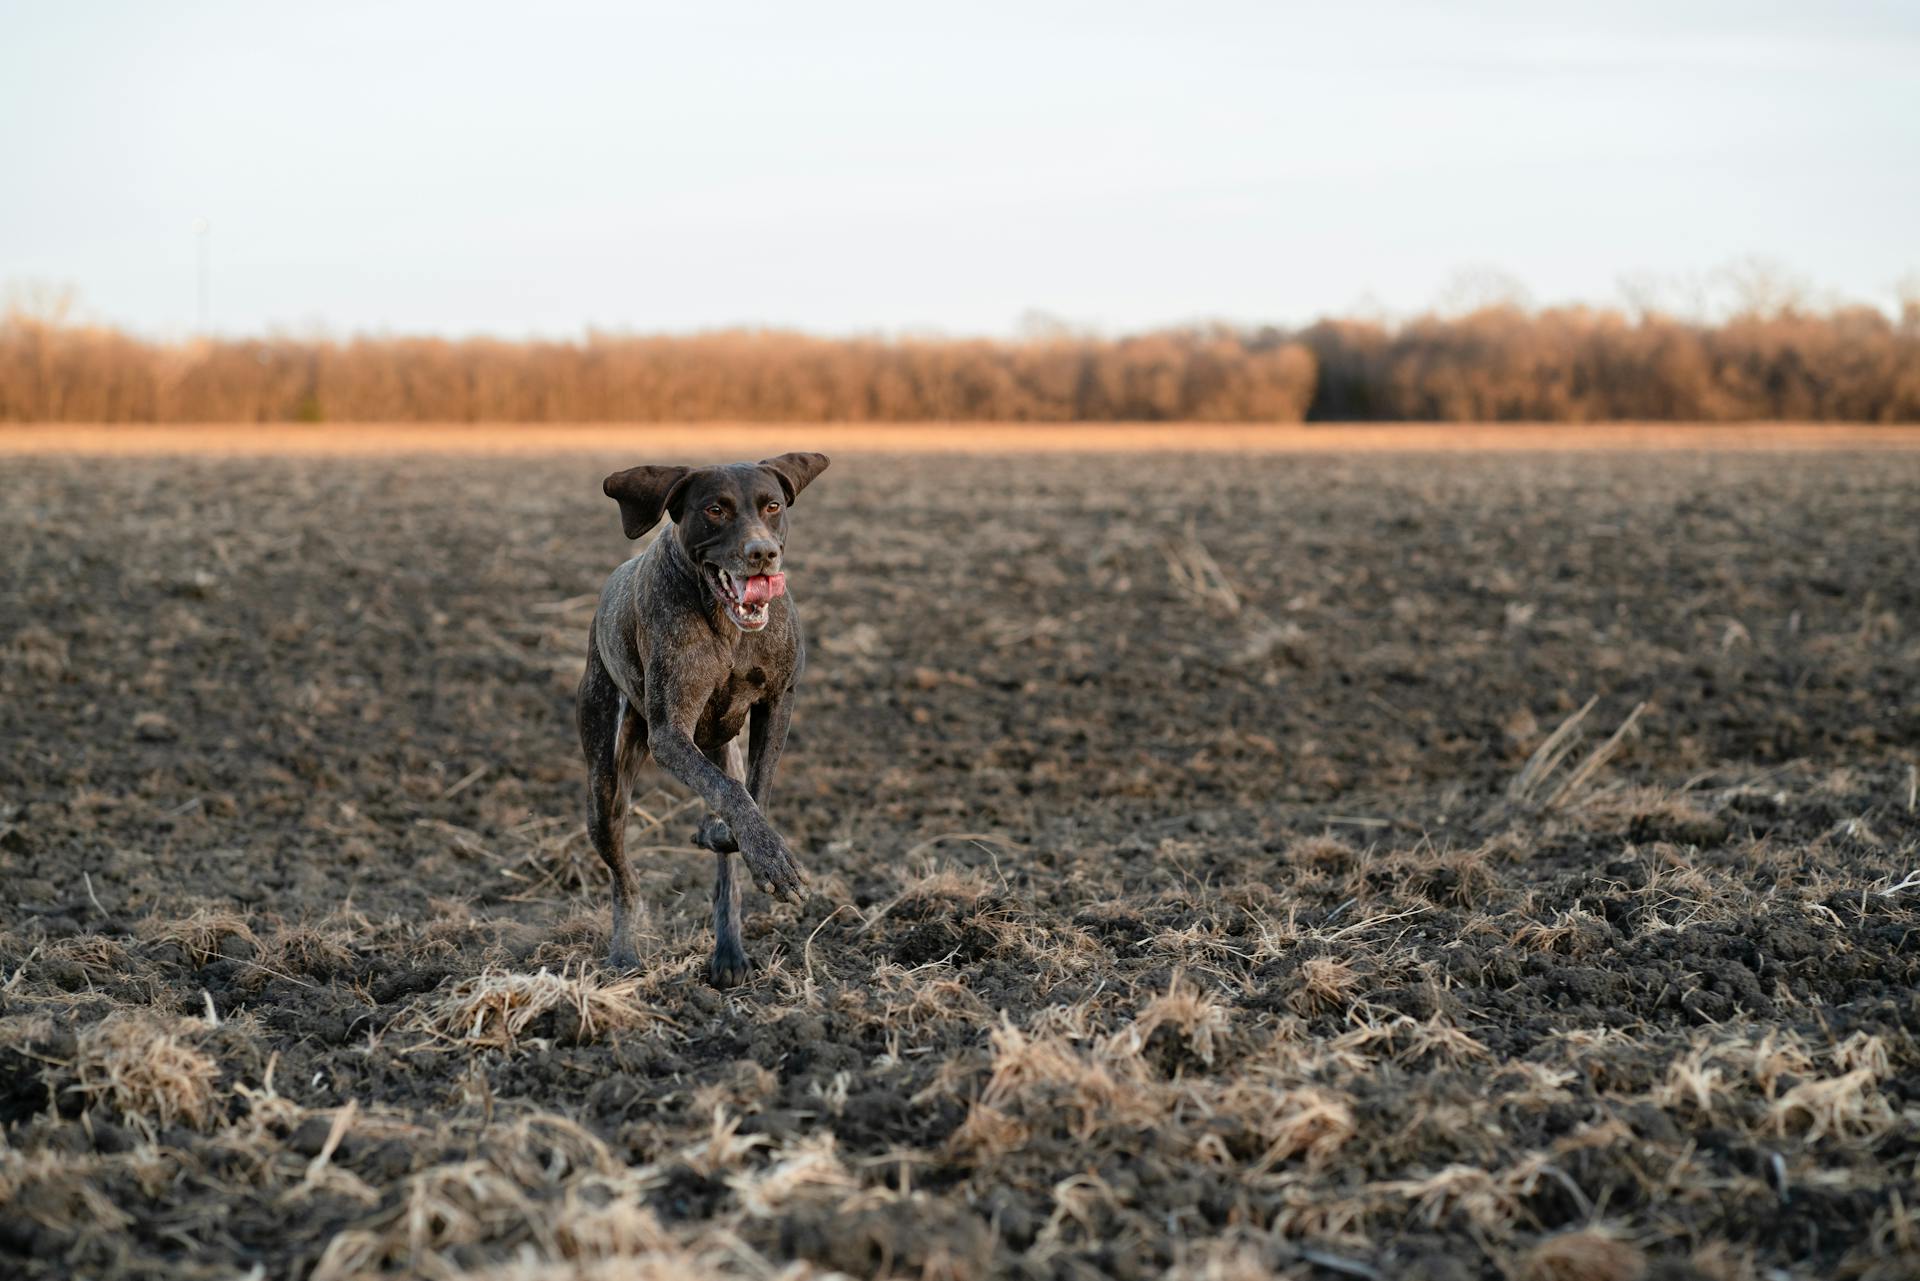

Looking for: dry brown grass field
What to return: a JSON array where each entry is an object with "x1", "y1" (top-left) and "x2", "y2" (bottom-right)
[
  {"x1": 6, "y1": 302, "x2": 1919, "y2": 425},
  {"x1": 2, "y1": 429, "x2": 1917, "y2": 1280}
]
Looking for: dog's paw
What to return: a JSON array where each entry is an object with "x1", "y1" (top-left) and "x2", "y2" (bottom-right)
[
  {"x1": 707, "y1": 945, "x2": 754, "y2": 989},
  {"x1": 693, "y1": 813, "x2": 738, "y2": 853},
  {"x1": 607, "y1": 942, "x2": 641, "y2": 972},
  {"x1": 739, "y1": 829, "x2": 809, "y2": 904}
]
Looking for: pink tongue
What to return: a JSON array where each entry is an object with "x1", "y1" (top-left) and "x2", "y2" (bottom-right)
[{"x1": 740, "y1": 573, "x2": 784, "y2": 605}]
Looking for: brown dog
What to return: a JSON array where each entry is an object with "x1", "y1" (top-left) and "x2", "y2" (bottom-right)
[{"x1": 577, "y1": 453, "x2": 828, "y2": 986}]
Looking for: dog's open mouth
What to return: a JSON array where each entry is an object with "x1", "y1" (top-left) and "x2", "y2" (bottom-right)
[{"x1": 709, "y1": 567, "x2": 785, "y2": 631}]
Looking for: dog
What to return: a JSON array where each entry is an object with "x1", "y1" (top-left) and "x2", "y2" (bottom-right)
[{"x1": 577, "y1": 452, "x2": 829, "y2": 987}]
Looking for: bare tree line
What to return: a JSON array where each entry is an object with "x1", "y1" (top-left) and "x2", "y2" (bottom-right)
[
  {"x1": 2, "y1": 297, "x2": 1915, "y2": 423},
  {"x1": 1300, "y1": 301, "x2": 1920, "y2": 422}
]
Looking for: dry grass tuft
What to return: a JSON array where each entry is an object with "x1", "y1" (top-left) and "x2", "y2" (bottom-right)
[
  {"x1": 1166, "y1": 1238, "x2": 1282, "y2": 1281},
  {"x1": 315, "y1": 1159, "x2": 531, "y2": 1277},
  {"x1": 543, "y1": 1189, "x2": 682, "y2": 1265},
  {"x1": 1519, "y1": 1229, "x2": 1649, "y2": 1281},
  {"x1": 725, "y1": 1131, "x2": 857, "y2": 1218},
  {"x1": 1109, "y1": 969, "x2": 1233, "y2": 1069},
  {"x1": 870, "y1": 958, "x2": 990, "y2": 1030},
  {"x1": 1510, "y1": 699, "x2": 1599, "y2": 804},
  {"x1": 1509, "y1": 700, "x2": 1647, "y2": 810},
  {"x1": 1511, "y1": 907, "x2": 1612, "y2": 957},
  {"x1": 511, "y1": 824, "x2": 605, "y2": 898},
  {"x1": 1284, "y1": 834, "x2": 1359, "y2": 871},
  {"x1": 1213, "y1": 1080, "x2": 1357, "y2": 1170},
  {"x1": 312, "y1": 1114, "x2": 688, "y2": 1279},
  {"x1": 461, "y1": 1253, "x2": 804, "y2": 1281},
  {"x1": 5, "y1": 623, "x2": 71, "y2": 677},
  {"x1": 1654, "y1": 1041, "x2": 1732, "y2": 1120},
  {"x1": 135, "y1": 905, "x2": 257, "y2": 963},
  {"x1": 978, "y1": 1018, "x2": 1155, "y2": 1140},
  {"x1": 251, "y1": 922, "x2": 356, "y2": 986},
  {"x1": 865, "y1": 858, "x2": 997, "y2": 924},
  {"x1": 949, "y1": 1102, "x2": 1032, "y2": 1158},
  {"x1": 0, "y1": 1149, "x2": 136, "y2": 1237},
  {"x1": 1646, "y1": 1027, "x2": 1899, "y2": 1144},
  {"x1": 1830, "y1": 1031, "x2": 1891, "y2": 1079},
  {"x1": 490, "y1": 1112, "x2": 623, "y2": 1184},
  {"x1": 1163, "y1": 523, "x2": 1244, "y2": 616},
  {"x1": 1394, "y1": 1013, "x2": 1491, "y2": 1067},
  {"x1": 69, "y1": 1013, "x2": 220, "y2": 1130},
  {"x1": 1288, "y1": 956, "x2": 1362, "y2": 1017},
  {"x1": 507, "y1": 792, "x2": 700, "y2": 900},
  {"x1": 419, "y1": 966, "x2": 669, "y2": 1049},
  {"x1": 689, "y1": 1061, "x2": 779, "y2": 1119},
  {"x1": 1767, "y1": 1068, "x2": 1894, "y2": 1142},
  {"x1": 1387, "y1": 843, "x2": 1499, "y2": 907},
  {"x1": 679, "y1": 1106, "x2": 773, "y2": 1177},
  {"x1": 37, "y1": 934, "x2": 135, "y2": 982},
  {"x1": 1379, "y1": 1163, "x2": 1521, "y2": 1234}
]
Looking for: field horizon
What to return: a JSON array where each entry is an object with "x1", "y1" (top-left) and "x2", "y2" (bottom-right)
[{"x1": 8, "y1": 420, "x2": 1920, "y2": 457}]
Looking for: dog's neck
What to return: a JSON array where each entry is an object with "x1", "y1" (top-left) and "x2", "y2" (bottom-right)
[{"x1": 658, "y1": 527, "x2": 734, "y2": 639}]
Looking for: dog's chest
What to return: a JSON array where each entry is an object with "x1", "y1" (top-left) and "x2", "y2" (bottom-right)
[{"x1": 695, "y1": 663, "x2": 773, "y2": 745}]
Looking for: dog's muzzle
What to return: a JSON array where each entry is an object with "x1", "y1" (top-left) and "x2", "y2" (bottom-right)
[{"x1": 710, "y1": 567, "x2": 785, "y2": 631}]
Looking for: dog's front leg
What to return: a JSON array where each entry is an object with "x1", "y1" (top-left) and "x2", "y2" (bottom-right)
[
  {"x1": 699, "y1": 692, "x2": 791, "y2": 848},
  {"x1": 649, "y1": 720, "x2": 809, "y2": 904},
  {"x1": 697, "y1": 738, "x2": 751, "y2": 987},
  {"x1": 693, "y1": 737, "x2": 745, "y2": 855},
  {"x1": 688, "y1": 698, "x2": 791, "y2": 988}
]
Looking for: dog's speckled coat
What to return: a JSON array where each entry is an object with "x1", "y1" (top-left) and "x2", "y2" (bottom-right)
[{"x1": 577, "y1": 452, "x2": 829, "y2": 987}]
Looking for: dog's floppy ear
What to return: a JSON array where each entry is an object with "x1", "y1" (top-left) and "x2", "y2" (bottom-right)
[
  {"x1": 603, "y1": 465, "x2": 693, "y2": 539},
  {"x1": 759, "y1": 452, "x2": 831, "y2": 505}
]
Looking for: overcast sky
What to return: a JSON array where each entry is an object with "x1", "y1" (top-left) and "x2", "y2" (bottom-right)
[{"x1": 3, "y1": 1, "x2": 1915, "y2": 338}]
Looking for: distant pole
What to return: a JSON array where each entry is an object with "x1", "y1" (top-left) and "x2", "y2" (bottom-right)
[{"x1": 193, "y1": 218, "x2": 211, "y2": 334}]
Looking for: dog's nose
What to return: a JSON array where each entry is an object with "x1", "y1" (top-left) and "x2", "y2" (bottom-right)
[{"x1": 742, "y1": 538, "x2": 780, "y2": 573}]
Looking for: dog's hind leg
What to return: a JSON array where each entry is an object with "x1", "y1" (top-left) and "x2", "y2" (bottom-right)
[
  {"x1": 580, "y1": 649, "x2": 647, "y2": 969},
  {"x1": 700, "y1": 736, "x2": 751, "y2": 988}
]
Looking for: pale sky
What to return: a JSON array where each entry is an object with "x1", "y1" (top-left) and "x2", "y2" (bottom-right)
[{"x1": 3, "y1": 0, "x2": 1916, "y2": 338}]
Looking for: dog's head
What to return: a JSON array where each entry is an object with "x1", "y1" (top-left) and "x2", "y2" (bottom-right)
[{"x1": 602, "y1": 452, "x2": 830, "y2": 633}]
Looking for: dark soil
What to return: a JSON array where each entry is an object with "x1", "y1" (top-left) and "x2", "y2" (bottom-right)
[{"x1": 2, "y1": 448, "x2": 1917, "y2": 1280}]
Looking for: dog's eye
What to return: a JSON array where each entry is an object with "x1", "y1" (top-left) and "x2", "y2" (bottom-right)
[
  {"x1": 763, "y1": 501, "x2": 781, "y2": 516},
  {"x1": 705, "y1": 503, "x2": 727, "y2": 519}
]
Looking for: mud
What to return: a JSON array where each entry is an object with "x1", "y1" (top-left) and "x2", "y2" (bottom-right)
[{"x1": 2, "y1": 448, "x2": 1917, "y2": 1280}]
